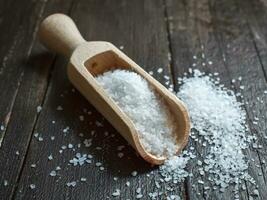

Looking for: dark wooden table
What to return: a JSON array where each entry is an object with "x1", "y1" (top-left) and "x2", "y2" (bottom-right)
[{"x1": 1, "y1": 0, "x2": 267, "y2": 199}]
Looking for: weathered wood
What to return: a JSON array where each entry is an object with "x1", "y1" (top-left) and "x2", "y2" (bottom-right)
[
  {"x1": 38, "y1": 14, "x2": 190, "y2": 165},
  {"x1": 0, "y1": 0, "x2": 74, "y2": 199},
  {"x1": 165, "y1": 0, "x2": 236, "y2": 199},
  {"x1": 210, "y1": 0, "x2": 267, "y2": 198},
  {"x1": 166, "y1": 0, "x2": 267, "y2": 199},
  {"x1": 14, "y1": 0, "x2": 186, "y2": 199}
]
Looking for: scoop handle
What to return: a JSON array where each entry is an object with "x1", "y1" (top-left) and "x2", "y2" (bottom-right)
[{"x1": 38, "y1": 13, "x2": 86, "y2": 57}]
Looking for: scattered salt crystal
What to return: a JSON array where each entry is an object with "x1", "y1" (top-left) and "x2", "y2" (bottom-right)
[
  {"x1": 136, "y1": 194, "x2": 143, "y2": 199},
  {"x1": 66, "y1": 181, "x2": 76, "y2": 187},
  {"x1": 56, "y1": 106, "x2": 63, "y2": 111},
  {"x1": 160, "y1": 152, "x2": 190, "y2": 183},
  {"x1": 99, "y1": 167, "x2": 104, "y2": 171},
  {"x1": 15, "y1": 151, "x2": 20, "y2": 155},
  {"x1": 49, "y1": 170, "x2": 56, "y2": 177},
  {"x1": 68, "y1": 144, "x2": 73, "y2": 149},
  {"x1": 50, "y1": 136, "x2": 55, "y2": 140},
  {"x1": 193, "y1": 55, "x2": 197, "y2": 59},
  {"x1": 126, "y1": 181, "x2": 130, "y2": 187},
  {"x1": 56, "y1": 166, "x2": 61, "y2": 170},
  {"x1": 69, "y1": 153, "x2": 89, "y2": 166},
  {"x1": 81, "y1": 177, "x2": 87, "y2": 182},
  {"x1": 36, "y1": 106, "x2": 42, "y2": 113},
  {"x1": 136, "y1": 188, "x2": 141, "y2": 193},
  {"x1": 197, "y1": 160, "x2": 202, "y2": 166},
  {"x1": 119, "y1": 45, "x2": 124, "y2": 50},
  {"x1": 117, "y1": 152, "x2": 124, "y2": 158},
  {"x1": 79, "y1": 133, "x2": 84, "y2": 137},
  {"x1": 131, "y1": 171, "x2": 137, "y2": 177},
  {"x1": 0, "y1": 125, "x2": 4, "y2": 131},
  {"x1": 95, "y1": 121, "x2": 103, "y2": 127},
  {"x1": 96, "y1": 70, "x2": 177, "y2": 157},
  {"x1": 30, "y1": 184, "x2": 36, "y2": 189},
  {"x1": 79, "y1": 115, "x2": 84, "y2": 121},
  {"x1": 38, "y1": 136, "x2": 43, "y2": 142},
  {"x1": 31, "y1": 164, "x2": 36, "y2": 168},
  {"x1": 112, "y1": 189, "x2": 120, "y2": 197},
  {"x1": 63, "y1": 126, "x2": 69, "y2": 133},
  {"x1": 4, "y1": 180, "x2": 8, "y2": 186},
  {"x1": 208, "y1": 61, "x2": 213, "y2": 65},
  {"x1": 157, "y1": 68, "x2": 163, "y2": 73},
  {"x1": 48, "y1": 155, "x2": 53, "y2": 160}
]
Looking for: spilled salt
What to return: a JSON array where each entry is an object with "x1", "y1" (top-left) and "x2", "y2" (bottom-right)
[
  {"x1": 96, "y1": 69, "x2": 177, "y2": 157},
  {"x1": 163, "y1": 69, "x2": 252, "y2": 190}
]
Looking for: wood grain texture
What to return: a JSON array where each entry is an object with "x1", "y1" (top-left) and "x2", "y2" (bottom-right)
[
  {"x1": 13, "y1": 0, "x2": 186, "y2": 199},
  {"x1": 0, "y1": 0, "x2": 267, "y2": 199},
  {"x1": 0, "y1": 0, "x2": 74, "y2": 199},
  {"x1": 165, "y1": 0, "x2": 267, "y2": 199}
]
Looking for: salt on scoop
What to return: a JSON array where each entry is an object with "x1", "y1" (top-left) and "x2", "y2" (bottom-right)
[{"x1": 96, "y1": 69, "x2": 177, "y2": 157}]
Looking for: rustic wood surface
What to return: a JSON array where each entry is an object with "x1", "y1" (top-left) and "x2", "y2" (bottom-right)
[{"x1": 0, "y1": 0, "x2": 266, "y2": 199}]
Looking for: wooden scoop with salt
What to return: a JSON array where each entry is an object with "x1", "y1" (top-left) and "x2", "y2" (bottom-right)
[{"x1": 38, "y1": 13, "x2": 190, "y2": 165}]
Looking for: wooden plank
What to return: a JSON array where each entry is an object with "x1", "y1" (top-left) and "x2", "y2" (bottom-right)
[
  {"x1": 166, "y1": 0, "x2": 267, "y2": 199},
  {"x1": 238, "y1": 0, "x2": 267, "y2": 77},
  {"x1": 14, "y1": 0, "x2": 185, "y2": 199},
  {"x1": 165, "y1": 1, "x2": 236, "y2": 199},
  {"x1": 210, "y1": 0, "x2": 267, "y2": 198},
  {"x1": 0, "y1": 0, "x2": 74, "y2": 199}
]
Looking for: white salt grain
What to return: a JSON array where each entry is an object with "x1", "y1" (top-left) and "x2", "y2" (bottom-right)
[
  {"x1": 112, "y1": 189, "x2": 120, "y2": 197},
  {"x1": 4, "y1": 180, "x2": 8, "y2": 186},
  {"x1": 36, "y1": 106, "x2": 42, "y2": 113},
  {"x1": 131, "y1": 171, "x2": 138, "y2": 177},
  {"x1": 31, "y1": 164, "x2": 36, "y2": 168},
  {"x1": 66, "y1": 181, "x2": 76, "y2": 187},
  {"x1": 30, "y1": 184, "x2": 36, "y2": 189},
  {"x1": 49, "y1": 170, "x2": 56, "y2": 177},
  {"x1": 56, "y1": 106, "x2": 63, "y2": 111},
  {"x1": 160, "y1": 152, "x2": 190, "y2": 183},
  {"x1": 81, "y1": 177, "x2": 87, "y2": 182},
  {"x1": 157, "y1": 68, "x2": 163, "y2": 73},
  {"x1": 48, "y1": 154, "x2": 53, "y2": 160},
  {"x1": 177, "y1": 69, "x2": 252, "y2": 189},
  {"x1": 96, "y1": 70, "x2": 177, "y2": 157}
]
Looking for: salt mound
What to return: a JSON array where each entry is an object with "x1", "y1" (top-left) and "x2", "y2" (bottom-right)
[{"x1": 96, "y1": 69, "x2": 177, "y2": 157}]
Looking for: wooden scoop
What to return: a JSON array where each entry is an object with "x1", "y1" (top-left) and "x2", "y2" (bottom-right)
[{"x1": 38, "y1": 13, "x2": 190, "y2": 165}]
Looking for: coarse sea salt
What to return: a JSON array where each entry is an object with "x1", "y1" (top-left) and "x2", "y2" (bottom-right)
[
  {"x1": 175, "y1": 69, "x2": 253, "y2": 189},
  {"x1": 96, "y1": 69, "x2": 177, "y2": 157},
  {"x1": 152, "y1": 69, "x2": 254, "y2": 199}
]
